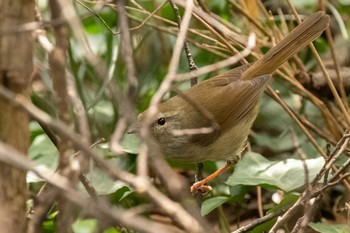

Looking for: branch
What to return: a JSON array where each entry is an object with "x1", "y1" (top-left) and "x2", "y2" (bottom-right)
[
  {"x1": 0, "y1": 142, "x2": 171, "y2": 233},
  {"x1": 0, "y1": 85, "x2": 208, "y2": 233}
]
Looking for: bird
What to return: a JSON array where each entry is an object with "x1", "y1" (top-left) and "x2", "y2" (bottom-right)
[{"x1": 128, "y1": 11, "x2": 330, "y2": 193}]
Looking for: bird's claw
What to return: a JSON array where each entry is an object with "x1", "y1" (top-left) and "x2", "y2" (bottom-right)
[{"x1": 190, "y1": 182, "x2": 212, "y2": 195}]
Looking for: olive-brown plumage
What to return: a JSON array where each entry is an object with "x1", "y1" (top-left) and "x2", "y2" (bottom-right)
[
  {"x1": 138, "y1": 65, "x2": 270, "y2": 162},
  {"x1": 129, "y1": 12, "x2": 330, "y2": 191}
]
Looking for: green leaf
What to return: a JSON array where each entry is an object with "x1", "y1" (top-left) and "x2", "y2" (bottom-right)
[
  {"x1": 268, "y1": 193, "x2": 300, "y2": 214},
  {"x1": 29, "y1": 134, "x2": 58, "y2": 171},
  {"x1": 201, "y1": 196, "x2": 229, "y2": 216},
  {"x1": 73, "y1": 219, "x2": 97, "y2": 233},
  {"x1": 229, "y1": 185, "x2": 248, "y2": 203},
  {"x1": 121, "y1": 134, "x2": 140, "y2": 154},
  {"x1": 104, "y1": 228, "x2": 121, "y2": 233},
  {"x1": 249, "y1": 218, "x2": 276, "y2": 233},
  {"x1": 78, "y1": 167, "x2": 131, "y2": 195},
  {"x1": 226, "y1": 152, "x2": 324, "y2": 192},
  {"x1": 42, "y1": 219, "x2": 56, "y2": 233},
  {"x1": 308, "y1": 222, "x2": 349, "y2": 233},
  {"x1": 253, "y1": 132, "x2": 296, "y2": 154}
]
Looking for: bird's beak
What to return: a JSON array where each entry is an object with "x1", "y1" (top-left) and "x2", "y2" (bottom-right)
[{"x1": 127, "y1": 124, "x2": 140, "y2": 134}]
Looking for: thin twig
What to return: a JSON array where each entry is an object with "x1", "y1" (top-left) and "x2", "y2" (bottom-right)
[
  {"x1": 291, "y1": 129, "x2": 311, "y2": 219},
  {"x1": 175, "y1": 33, "x2": 256, "y2": 81},
  {"x1": 257, "y1": 186, "x2": 264, "y2": 218},
  {"x1": 232, "y1": 207, "x2": 289, "y2": 233},
  {"x1": 168, "y1": 0, "x2": 198, "y2": 85}
]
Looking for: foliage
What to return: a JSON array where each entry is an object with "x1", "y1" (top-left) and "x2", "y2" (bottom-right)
[
  {"x1": 309, "y1": 222, "x2": 350, "y2": 233},
  {"x1": 24, "y1": 0, "x2": 350, "y2": 232},
  {"x1": 227, "y1": 152, "x2": 324, "y2": 192}
]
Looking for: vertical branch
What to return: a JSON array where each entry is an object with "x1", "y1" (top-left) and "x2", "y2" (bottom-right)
[
  {"x1": 66, "y1": 71, "x2": 91, "y2": 173},
  {"x1": 0, "y1": 0, "x2": 34, "y2": 232},
  {"x1": 110, "y1": 1, "x2": 140, "y2": 157},
  {"x1": 49, "y1": 0, "x2": 73, "y2": 170},
  {"x1": 116, "y1": 0, "x2": 138, "y2": 101},
  {"x1": 114, "y1": 0, "x2": 145, "y2": 175},
  {"x1": 49, "y1": 1, "x2": 78, "y2": 232}
]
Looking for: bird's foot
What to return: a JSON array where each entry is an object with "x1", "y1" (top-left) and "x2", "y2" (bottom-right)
[{"x1": 190, "y1": 181, "x2": 212, "y2": 195}]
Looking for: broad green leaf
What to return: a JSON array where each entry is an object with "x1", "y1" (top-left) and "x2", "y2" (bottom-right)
[
  {"x1": 254, "y1": 133, "x2": 294, "y2": 154},
  {"x1": 29, "y1": 134, "x2": 58, "y2": 170},
  {"x1": 201, "y1": 196, "x2": 229, "y2": 216},
  {"x1": 308, "y1": 222, "x2": 349, "y2": 233},
  {"x1": 121, "y1": 134, "x2": 140, "y2": 154},
  {"x1": 226, "y1": 152, "x2": 324, "y2": 192}
]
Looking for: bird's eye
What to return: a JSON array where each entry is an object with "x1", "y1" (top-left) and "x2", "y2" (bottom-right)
[{"x1": 157, "y1": 117, "x2": 166, "y2": 125}]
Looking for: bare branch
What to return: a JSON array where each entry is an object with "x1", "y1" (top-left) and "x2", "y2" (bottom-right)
[{"x1": 0, "y1": 85, "x2": 208, "y2": 233}]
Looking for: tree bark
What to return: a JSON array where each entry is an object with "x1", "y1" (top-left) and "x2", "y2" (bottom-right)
[{"x1": 0, "y1": 0, "x2": 34, "y2": 232}]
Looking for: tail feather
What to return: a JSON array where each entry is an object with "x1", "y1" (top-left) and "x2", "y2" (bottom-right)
[{"x1": 241, "y1": 11, "x2": 330, "y2": 80}]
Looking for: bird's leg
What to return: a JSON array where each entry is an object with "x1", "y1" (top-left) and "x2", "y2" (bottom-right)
[{"x1": 190, "y1": 161, "x2": 232, "y2": 193}]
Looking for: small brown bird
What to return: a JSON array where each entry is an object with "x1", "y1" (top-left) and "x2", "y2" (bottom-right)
[{"x1": 129, "y1": 12, "x2": 330, "y2": 193}]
